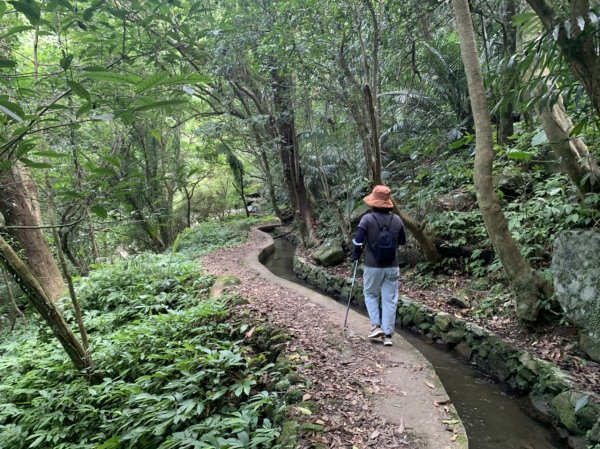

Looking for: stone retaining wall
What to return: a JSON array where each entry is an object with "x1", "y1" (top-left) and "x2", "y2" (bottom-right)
[{"x1": 292, "y1": 254, "x2": 600, "y2": 449}]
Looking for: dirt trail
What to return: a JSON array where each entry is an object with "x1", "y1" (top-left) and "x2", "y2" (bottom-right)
[{"x1": 201, "y1": 227, "x2": 468, "y2": 449}]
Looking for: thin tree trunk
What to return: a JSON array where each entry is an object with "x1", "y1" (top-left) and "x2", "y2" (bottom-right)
[
  {"x1": 0, "y1": 168, "x2": 66, "y2": 301},
  {"x1": 87, "y1": 211, "x2": 100, "y2": 262},
  {"x1": 260, "y1": 150, "x2": 284, "y2": 219},
  {"x1": 0, "y1": 234, "x2": 98, "y2": 379},
  {"x1": 452, "y1": 0, "x2": 553, "y2": 322},
  {"x1": 46, "y1": 175, "x2": 90, "y2": 352},
  {"x1": 498, "y1": 0, "x2": 517, "y2": 145},
  {"x1": 2, "y1": 267, "x2": 25, "y2": 331}
]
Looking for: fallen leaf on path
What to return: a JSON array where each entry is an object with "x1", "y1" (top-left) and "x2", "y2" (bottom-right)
[
  {"x1": 303, "y1": 393, "x2": 312, "y2": 401},
  {"x1": 397, "y1": 418, "x2": 405, "y2": 435},
  {"x1": 425, "y1": 381, "x2": 435, "y2": 389},
  {"x1": 370, "y1": 430, "x2": 380, "y2": 439}
]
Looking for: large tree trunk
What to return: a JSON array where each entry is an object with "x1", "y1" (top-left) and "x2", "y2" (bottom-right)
[
  {"x1": 0, "y1": 168, "x2": 65, "y2": 301},
  {"x1": 526, "y1": 0, "x2": 600, "y2": 117},
  {"x1": 0, "y1": 233, "x2": 97, "y2": 378},
  {"x1": 452, "y1": 0, "x2": 553, "y2": 322}
]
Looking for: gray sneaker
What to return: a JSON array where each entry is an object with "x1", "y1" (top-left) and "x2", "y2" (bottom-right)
[
  {"x1": 368, "y1": 326, "x2": 384, "y2": 339},
  {"x1": 383, "y1": 335, "x2": 393, "y2": 346}
]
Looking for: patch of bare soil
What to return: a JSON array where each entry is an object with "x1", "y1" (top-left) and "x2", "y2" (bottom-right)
[
  {"x1": 201, "y1": 233, "x2": 425, "y2": 449},
  {"x1": 297, "y1": 245, "x2": 600, "y2": 395}
]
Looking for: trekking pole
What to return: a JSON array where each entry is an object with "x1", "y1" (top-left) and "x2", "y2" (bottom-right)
[{"x1": 343, "y1": 259, "x2": 360, "y2": 328}]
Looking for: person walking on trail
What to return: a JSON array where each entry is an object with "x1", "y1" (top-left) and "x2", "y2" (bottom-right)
[{"x1": 352, "y1": 185, "x2": 406, "y2": 346}]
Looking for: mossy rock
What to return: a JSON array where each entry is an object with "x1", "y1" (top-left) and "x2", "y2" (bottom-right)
[
  {"x1": 551, "y1": 391, "x2": 586, "y2": 434},
  {"x1": 312, "y1": 239, "x2": 345, "y2": 267},
  {"x1": 278, "y1": 420, "x2": 299, "y2": 448},
  {"x1": 487, "y1": 351, "x2": 511, "y2": 382},
  {"x1": 300, "y1": 423, "x2": 325, "y2": 432},
  {"x1": 442, "y1": 329, "x2": 466, "y2": 345},
  {"x1": 418, "y1": 322, "x2": 433, "y2": 333},
  {"x1": 588, "y1": 419, "x2": 600, "y2": 443},
  {"x1": 434, "y1": 312, "x2": 454, "y2": 332},
  {"x1": 209, "y1": 275, "x2": 241, "y2": 298},
  {"x1": 285, "y1": 389, "x2": 304, "y2": 404}
]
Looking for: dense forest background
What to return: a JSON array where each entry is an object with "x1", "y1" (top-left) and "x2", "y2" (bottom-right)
[{"x1": 0, "y1": 0, "x2": 599, "y2": 447}]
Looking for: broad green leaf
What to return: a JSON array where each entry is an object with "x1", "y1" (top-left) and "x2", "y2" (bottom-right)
[
  {"x1": 19, "y1": 158, "x2": 53, "y2": 169},
  {"x1": 161, "y1": 73, "x2": 212, "y2": 86},
  {"x1": 47, "y1": 0, "x2": 73, "y2": 10},
  {"x1": 67, "y1": 80, "x2": 91, "y2": 101},
  {"x1": 127, "y1": 98, "x2": 188, "y2": 113},
  {"x1": 570, "y1": 118, "x2": 588, "y2": 137},
  {"x1": 82, "y1": 65, "x2": 107, "y2": 72},
  {"x1": 0, "y1": 2, "x2": 6, "y2": 16},
  {"x1": 96, "y1": 437, "x2": 120, "y2": 449},
  {"x1": 83, "y1": 7, "x2": 95, "y2": 21},
  {"x1": 0, "y1": 25, "x2": 35, "y2": 39},
  {"x1": 60, "y1": 190, "x2": 86, "y2": 199},
  {"x1": 531, "y1": 129, "x2": 548, "y2": 146},
  {"x1": 76, "y1": 102, "x2": 94, "y2": 117},
  {"x1": 101, "y1": 155, "x2": 121, "y2": 167},
  {"x1": 86, "y1": 71, "x2": 141, "y2": 85},
  {"x1": 507, "y1": 150, "x2": 533, "y2": 161},
  {"x1": 548, "y1": 187, "x2": 562, "y2": 196},
  {"x1": 135, "y1": 72, "x2": 170, "y2": 94},
  {"x1": 107, "y1": 8, "x2": 128, "y2": 19},
  {"x1": 512, "y1": 12, "x2": 536, "y2": 27},
  {"x1": 0, "y1": 59, "x2": 17, "y2": 68},
  {"x1": 0, "y1": 99, "x2": 25, "y2": 123},
  {"x1": 90, "y1": 205, "x2": 108, "y2": 219},
  {"x1": 32, "y1": 150, "x2": 67, "y2": 158},
  {"x1": 8, "y1": 0, "x2": 41, "y2": 25},
  {"x1": 88, "y1": 166, "x2": 116, "y2": 176},
  {"x1": 60, "y1": 54, "x2": 73, "y2": 71}
]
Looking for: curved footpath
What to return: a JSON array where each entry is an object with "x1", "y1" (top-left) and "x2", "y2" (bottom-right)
[{"x1": 201, "y1": 227, "x2": 468, "y2": 449}]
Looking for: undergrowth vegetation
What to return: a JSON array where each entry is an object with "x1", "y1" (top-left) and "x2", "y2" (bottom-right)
[{"x1": 0, "y1": 219, "x2": 297, "y2": 449}]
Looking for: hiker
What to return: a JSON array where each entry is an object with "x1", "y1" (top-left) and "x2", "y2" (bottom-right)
[{"x1": 352, "y1": 185, "x2": 406, "y2": 346}]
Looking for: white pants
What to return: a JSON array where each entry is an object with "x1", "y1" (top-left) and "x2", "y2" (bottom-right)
[{"x1": 363, "y1": 266, "x2": 400, "y2": 336}]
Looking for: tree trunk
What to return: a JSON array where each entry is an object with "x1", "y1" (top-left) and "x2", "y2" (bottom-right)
[
  {"x1": 537, "y1": 93, "x2": 600, "y2": 196},
  {"x1": 260, "y1": 150, "x2": 284, "y2": 220},
  {"x1": 0, "y1": 234, "x2": 97, "y2": 378},
  {"x1": 526, "y1": 0, "x2": 600, "y2": 117},
  {"x1": 452, "y1": 0, "x2": 553, "y2": 322},
  {"x1": 46, "y1": 176, "x2": 90, "y2": 352},
  {"x1": 16, "y1": 162, "x2": 43, "y2": 226},
  {"x1": 272, "y1": 70, "x2": 316, "y2": 245},
  {"x1": 0, "y1": 168, "x2": 65, "y2": 301},
  {"x1": 497, "y1": 0, "x2": 517, "y2": 145},
  {"x1": 2, "y1": 267, "x2": 25, "y2": 331}
]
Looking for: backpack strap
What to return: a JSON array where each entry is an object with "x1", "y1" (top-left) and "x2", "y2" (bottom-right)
[{"x1": 371, "y1": 212, "x2": 393, "y2": 230}]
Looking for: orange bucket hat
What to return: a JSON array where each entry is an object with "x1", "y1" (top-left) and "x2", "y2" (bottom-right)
[{"x1": 363, "y1": 185, "x2": 393, "y2": 208}]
